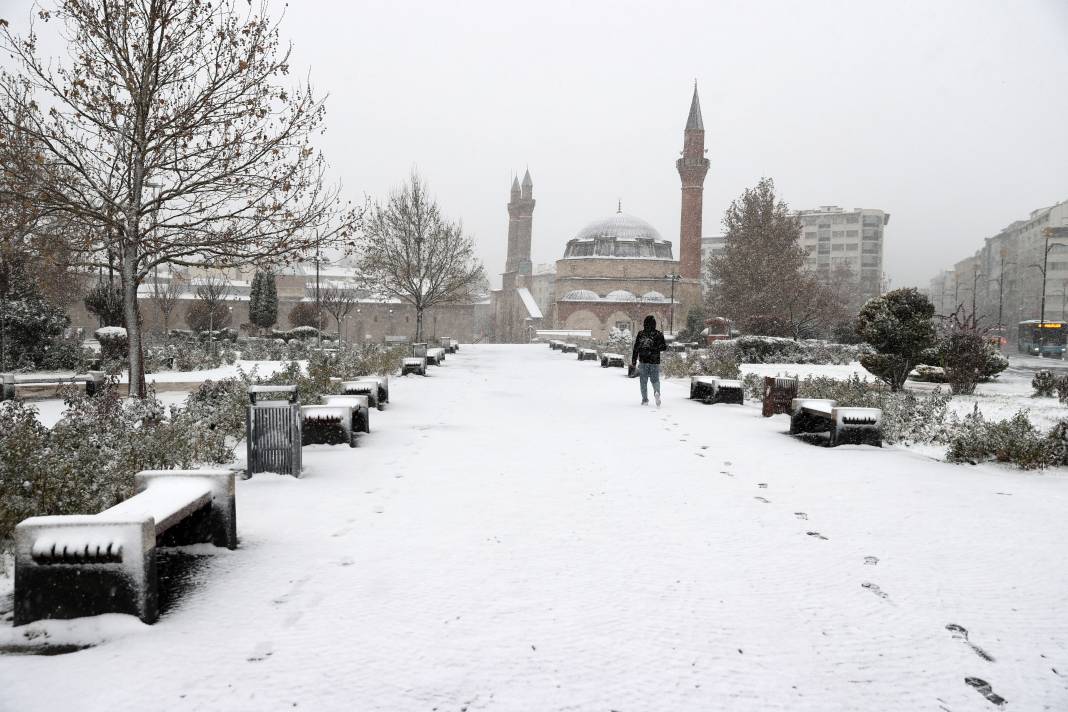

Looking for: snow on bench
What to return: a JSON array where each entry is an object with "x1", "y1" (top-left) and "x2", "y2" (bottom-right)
[
  {"x1": 577, "y1": 348, "x2": 598, "y2": 361},
  {"x1": 322, "y1": 395, "x2": 371, "y2": 434},
  {"x1": 14, "y1": 469, "x2": 237, "y2": 625},
  {"x1": 562, "y1": 343, "x2": 578, "y2": 353},
  {"x1": 601, "y1": 353, "x2": 626, "y2": 368},
  {"x1": 355, "y1": 375, "x2": 389, "y2": 405},
  {"x1": 401, "y1": 357, "x2": 427, "y2": 377},
  {"x1": 789, "y1": 398, "x2": 883, "y2": 447},
  {"x1": 440, "y1": 337, "x2": 458, "y2": 353},
  {"x1": 2, "y1": 371, "x2": 106, "y2": 401},
  {"x1": 301, "y1": 405, "x2": 357, "y2": 448},
  {"x1": 688, "y1": 376, "x2": 744, "y2": 405},
  {"x1": 426, "y1": 347, "x2": 446, "y2": 366},
  {"x1": 548, "y1": 340, "x2": 562, "y2": 350}
]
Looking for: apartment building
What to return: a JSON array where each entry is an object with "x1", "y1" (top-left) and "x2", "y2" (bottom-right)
[
  {"x1": 798, "y1": 206, "x2": 889, "y2": 304},
  {"x1": 927, "y1": 198, "x2": 1068, "y2": 334}
]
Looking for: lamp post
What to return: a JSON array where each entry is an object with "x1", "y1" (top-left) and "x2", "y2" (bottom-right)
[
  {"x1": 1031, "y1": 229, "x2": 1067, "y2": 327},
  {"x1": 664, "y1": 273, "x2": 681, "y2": 335}
]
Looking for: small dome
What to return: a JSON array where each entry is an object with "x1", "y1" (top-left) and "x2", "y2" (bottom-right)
[
  {"x1": 605, "y1": 289, "x2": 637, "y2": 302},
  {"x1": 562, "y1": 289, "x2": 600, "y2": 301},
  {"x1": 642, "y1": 291, "x2": 668, "y2": 302}
]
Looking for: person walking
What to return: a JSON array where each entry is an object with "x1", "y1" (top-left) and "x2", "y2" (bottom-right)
[{"x1": 632, "y1": 314, "x2": 668, "y2": 406}]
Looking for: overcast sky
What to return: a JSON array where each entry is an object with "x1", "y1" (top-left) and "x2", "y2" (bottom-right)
[{"x1": 4, "y1": 0, "x2": 1067, "y2": 290}]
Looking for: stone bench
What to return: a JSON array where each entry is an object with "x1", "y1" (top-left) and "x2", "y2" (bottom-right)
[
  {"x1": 341, "y1": 380, "x2": 382, "y2": 409},
  {"x1": 789, "y1": 398, "x2": 883, "y2": 447},
  {"x1": 689, "y1": 376, "x2": 745, "y2": 405},
  {"x1": 440, "y1": 337, "x2": 458, "y2": 354},
  {"x1": 577, "y1": 348, "x2": 598, "y2": 361},
  {"x1": 762, "y1": 376, "x2": 799, "y2": 417},
  {"x1": 601, "y1": 353, "x2": 626, "y2": 368},
  {"x1": 322, "y1": 395, "x2": 371, "y2": 435},
  {"x1": 401, "y1": 357, "x2": 427, "y2": 377},
  {"x1": 562, "y1": 343, "x2": 578, "y2": 353},
  {"x1": 301, "y1": 405, "x2": 358, "y2": 447},
  {"x1": 14, "y1": 469, "x2": 237, "y2": 625},
  {"x1": 2, "y1": 371, "x2": 106, "y2": 401},
  {"x1": 426, "y1": 347, "x2": 446, "y2": 366},
  {"x1": 548, "y1": 340, "x2": 562, "y2": 350}
]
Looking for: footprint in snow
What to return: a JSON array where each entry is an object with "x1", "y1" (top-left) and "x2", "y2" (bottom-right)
[
  {"x1": 720, "y1": 471, "x2": 734, "y2": 477},
  {"x1": 695, "y1": 452, "x2": 705, "y2": 458},
  {"x1": 753, "y1": 496, "x2": 770, "y2": 503},
  {"x1": 947, "y1": 624, "x2": 996, "y2": 662},
  {"x1": 373, "y1": 505, "x2": 385, "y2": 514},
  {"x1": 757, "y1": 483, "x2": 767, "y2": 488},
  {"x1": 964, "y1": 677, "x2": 1006, "y2": 706},
  {"x1": 723, "y1": 461, "x2": 732, "y2": 466},
  {"x1": 864, "y1": 556, "x2": 879, "y2": 566},
  {"x1": 861, "y1": 582, "x2": 888, "y2": 599},
  {"x1": 794, "y1": 512, "x2": 808, "y2": 520},
  {"x1": 247, "y1": 641, "x2": 274, "y2": 662},
  {"x1": 806, "y1": 531, "x2": 828, "y2": 540}
]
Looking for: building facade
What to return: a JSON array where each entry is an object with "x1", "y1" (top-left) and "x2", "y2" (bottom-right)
[
  {"x1": 798, "y1": 206, "x2": 889, "y2": 304},
  {"x1": 928, "y1": 198, "x2": 1068, "y2": 334}
]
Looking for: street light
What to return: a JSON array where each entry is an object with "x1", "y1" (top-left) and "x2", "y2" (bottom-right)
[
  {"x1": 1029, "y1": 228, "x2": 1067, "y2": 327},
  {"x1": 664, "y1": 273, "x2": 681, "y2": 335}
]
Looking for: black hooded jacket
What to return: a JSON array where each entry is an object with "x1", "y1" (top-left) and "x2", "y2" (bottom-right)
[{"x1": 632, "y1": 316, "x2": 668, "y2": 365}]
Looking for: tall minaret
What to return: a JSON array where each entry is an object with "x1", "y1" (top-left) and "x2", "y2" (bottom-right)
[
  {"x1": 505, "y1": 176, "x2": 521, "y2": 273},
  {"x1": 676, "y1": 83, "x2": 709, "y2": 281},
  {"x1": 515, "y1": 169, "x2": 535, "y2": 275}
]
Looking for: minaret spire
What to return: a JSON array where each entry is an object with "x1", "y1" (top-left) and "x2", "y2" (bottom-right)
[{"x1": 686, "y1": 82, "x2": 703, "y2": 131}]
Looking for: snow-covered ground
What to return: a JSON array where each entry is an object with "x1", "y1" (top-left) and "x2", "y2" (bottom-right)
[{"x1": 2, "y1": 344, "x2": 1067, "y2": 711}]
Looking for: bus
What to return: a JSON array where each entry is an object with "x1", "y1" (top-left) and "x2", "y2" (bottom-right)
[{"x1": 1018, "y1": 320, "x2": 1067, "y2": 359}]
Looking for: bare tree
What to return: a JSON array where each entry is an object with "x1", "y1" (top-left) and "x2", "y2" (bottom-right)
[
  {"x1": 320, "y1": 284, "x2": 358, "y2": 344},
  {"x1": 0, "y1": 1, "x2": 355, "y2": 396},
  {"x1": 354, "y1": 172, "x2": 485, "y2": 341},
  {"x1": 150, "y1": 267, "x2": 186, "y2": 336},
  {"x1": 185, "y1": 273, "x2": 232, "y2": 333}
]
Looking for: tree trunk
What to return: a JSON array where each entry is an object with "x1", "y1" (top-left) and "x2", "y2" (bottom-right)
[
  {"x1": 121, "y1": 254, "x2": 146, "y2": 398},
  {"x1": 415, "y1": 306, "x2": 424, "y2": 342}
]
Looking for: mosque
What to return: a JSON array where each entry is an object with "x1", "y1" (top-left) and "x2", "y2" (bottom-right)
[{"x1": 490, "y1": 85, "x2": 708, "y2": 342}]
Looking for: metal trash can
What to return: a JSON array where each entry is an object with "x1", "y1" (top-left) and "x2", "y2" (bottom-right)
[{"x1": 246, "y1": 385, "x2": 302, "y2": 477}]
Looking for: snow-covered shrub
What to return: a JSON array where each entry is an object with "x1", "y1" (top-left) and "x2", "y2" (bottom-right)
[
  {"x1": 945, "y1": 407, "x2": 1058, "y2": 469},
  {"x1": 0, "y1": 400, "x2": 52, "y2": 545},
  {"x1": 934, "y1": 330, "x2": 1006, "y2": 395},
  {"x1": 661, "y1": 348, "x2": 741, "y2": 379},
  {"x1": 1055, "y1": 375, "x2": 1068, "y2": 405},
  {"x1": 1032, "y1": 369, "x2": 1056, "y2": 397},
  {"x1": 95, "y1": 326, "x2": 128, "y2": 374},
  {"x1": 708, "y1": 336, "x2": 866, "y2": 365},
  {"x1": 856, "y1": 288, "x2": 936, "y2": 391},
  {"x1": 37, "y1": 339, "x2": 93, "y2": 372},
  {"x1": 287, "y1": 325, "x2": 320, "y2": 341},
  {"x1": 601, "y1": 327, "x2": 632, "y2": 364}
]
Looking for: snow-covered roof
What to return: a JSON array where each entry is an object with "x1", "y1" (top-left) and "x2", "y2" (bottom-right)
[
  {"x1": 641, "y1": 291, "x2": 668, "y2": 302},
  {"x1": 605, "y1": 289, "x2": 637, "y2": 302},
  {"x1": 561, "y1": 289, "x2": 600, "y2": 301},
  {"x1": 516, "y1": 287, "x2": 543, "y2": 319}
]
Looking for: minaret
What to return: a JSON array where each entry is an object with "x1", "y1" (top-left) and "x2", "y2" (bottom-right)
[
  {"x1": 676, "y1": 83, "x2": 709, "y2": 281},
  {"x1": 505, "y1": 176, "x2": 521, "y2": 273},
  {"x1": 516, "y1": 169, "x2": 535, "y2": 275}
]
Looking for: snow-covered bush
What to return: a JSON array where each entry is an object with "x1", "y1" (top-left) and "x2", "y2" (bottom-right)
[
  {"x1": 1055, "y1": 375, "x2": 1068, "y2": 405},
  {"x1": 1032, "y1": 369, "x2": 1056, "y2": 397},
  {"x1": 601, "y1": 327, "x2": 632, "y2": 364},
  {"x1": 856, "y1": 288, "x2": 936, "y2": 391},
  {"x1": 95, "y1": 326, "x2": 128, "y2": 374},
  {"x1": 37, "y1": 338, "x2": 94, "y2": 371},
  {"x1": 661, "y1": 348, "x2": 740, "y2": 379},
  {"x1": 935, "y1": 330, "x2": 1007, "y2": 395},
  {"x1": 704, "y1": 336, "x2": 867, "y2": 365},
  {"x1": 0, "y1": 399, "x2": 52, "y2": 546},
  {"x1": 287, "y1": 325, "x2": 320, "y2": 341},
  {"x1": 910, "y1": 364, "x2": 947, "y2": 383},
  {"x1": 946, "y1": 407, "x2": 1058, "y2": 470}
]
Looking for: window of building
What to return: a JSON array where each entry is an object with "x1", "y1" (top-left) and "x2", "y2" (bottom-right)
[
  {"x1": 832, "y1": 231, "x2": 843, "y2": 238},
  {"x1": 832, "y1": 215, "x2": 845, "y2": 224},
  {"x1": 805, "y1": 232, "x2": 817, "y2": 241},
  {"x1": 803, "y1": 216, "x2": 819, "y2": 226},
  {"x1": 818, "y1": 230, "x2": 830, "y2": 240},
  {"x1": 846, "y1": 230, "x2": 858, "y2": 237},
  {"x1": 1049, "y1": 262, "x2": 1068, "y2": 271},
  {"x1": 832, "y1": 243, "x2": 845, "y2": 251},
  {"x1": 846, "y1": 215, "x2": 859, "y2": 224},
  {"x1": 846, "y1": 244, "x2": 858, "y2": 251},
  {"x1": 818, "y1": 244, "x2": 831, "y2": 254},
  {"x1": 863, "y1": 215, "x2": 882, "y2": 226},
  {"x1": 862, "y1": 244, "x2": 880, "y2": 254},
  {"x1": 819, "y1": 223, "x2": 831, "y2": 230}
]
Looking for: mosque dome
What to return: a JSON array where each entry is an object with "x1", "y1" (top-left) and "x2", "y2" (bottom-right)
[
  {"x1": 562, "y1": 210, "x2": 673, "y2": 259},
  {"x1": 641, "y1": 290, "x2": 668, "y2": 302},
  {"x1": 605, "y1": 289, "x2": 637, "y2": 302},
  {"x1": 561, "y1": 289, "x2": 601, "y2": 301}
]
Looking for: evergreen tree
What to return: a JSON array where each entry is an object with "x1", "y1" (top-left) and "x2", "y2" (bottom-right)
[
  {"x1": 248, "y1": 270, "x2": 278, "y2": 333},
  {"x1": 856, "y1": 288, "x2": 936, "y2": 391}
]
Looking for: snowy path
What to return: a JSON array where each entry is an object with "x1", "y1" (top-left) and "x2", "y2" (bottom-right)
[{"x1": 2, "y1": 344, "x2": 1068, "y2": 711}]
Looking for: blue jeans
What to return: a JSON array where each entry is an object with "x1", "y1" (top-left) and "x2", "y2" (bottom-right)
[{"x1": 638, "y1": 363, "x2": 660, "y2": 402}]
